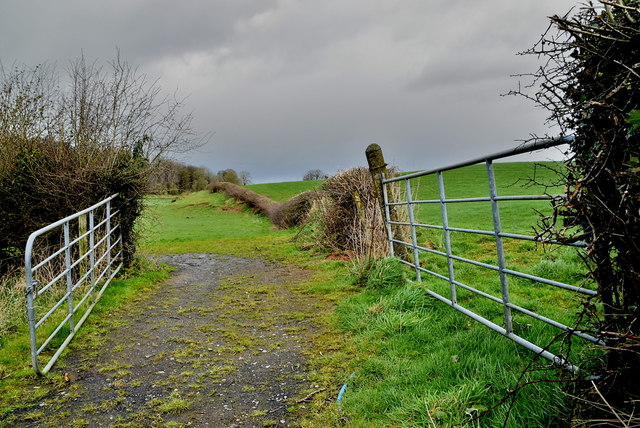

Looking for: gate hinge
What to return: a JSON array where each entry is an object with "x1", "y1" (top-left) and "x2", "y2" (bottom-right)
[{"x1": 26, "y1": 280, "x2": 40, "y2": 296}]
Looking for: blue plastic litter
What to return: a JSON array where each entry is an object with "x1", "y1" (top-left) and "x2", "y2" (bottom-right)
[{"x1": 337, "y1": 373, "x2": 356, "y2": 411}]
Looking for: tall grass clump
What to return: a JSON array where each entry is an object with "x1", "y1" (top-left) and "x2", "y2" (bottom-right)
[
  {"x1": 352, "y1": 257, "x2": 406, "y2": 289},
  {"x1": 0, "y1": 274, "x2": 24, "y2": 340}
]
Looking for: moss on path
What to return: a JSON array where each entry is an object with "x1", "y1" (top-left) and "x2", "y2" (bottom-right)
[{"x1": 5, "y1": 253, "x2": 327, "y2": 428}]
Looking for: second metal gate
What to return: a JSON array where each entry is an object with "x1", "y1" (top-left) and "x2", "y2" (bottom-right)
[
  {"x1": 25, "y1": 194, "x2": 123, "y2": 375},
  {"x1": 380, "y1": 137, "x2": 602, "y2": 370}
]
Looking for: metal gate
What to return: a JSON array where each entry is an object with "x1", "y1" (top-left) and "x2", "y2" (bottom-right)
[
  {"x1": 380, "y1": 137, "x2": 602, "y2": 371},
  {"x1": 25, "y1": 194, "x2": 123, "y2": 375}
]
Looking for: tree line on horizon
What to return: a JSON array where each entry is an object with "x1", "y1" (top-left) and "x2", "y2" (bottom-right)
[{"x1": 148, "y1": 158, "x2": 251, "y2": 194}]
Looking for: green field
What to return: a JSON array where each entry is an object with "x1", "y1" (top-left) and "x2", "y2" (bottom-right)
[
  {"x1": 0, "y1": 164, "x2": 598, "y2": 427},
  {"x1": 141, "y1": 191, "x2": 276, "y2": 253},
  {"x1": 245, "y1": 179, "x2": 323, "y2": 202},
  {"x1": 407, "y1": 161, "x2": 564, "y2": 233}
]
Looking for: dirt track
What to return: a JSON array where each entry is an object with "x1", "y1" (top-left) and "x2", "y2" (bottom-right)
[{"x1": 12, "y1": 253, "x2": 323, "y2": 428}]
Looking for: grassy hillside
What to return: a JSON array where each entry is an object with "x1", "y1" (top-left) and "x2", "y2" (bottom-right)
[
  {"x1": 408, "y1": 161, "x2": 564, "y2": 233},
  {"x1": 245, "y1": 179, "x2": 323, "y2": 202},
  {"x1": 141, "y1": 192, "x2": 277, "y2": 254}
]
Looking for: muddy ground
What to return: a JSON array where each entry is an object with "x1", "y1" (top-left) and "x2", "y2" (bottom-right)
[{"x1": 11, "y1": 253, "x2": 327, "y2": 428}]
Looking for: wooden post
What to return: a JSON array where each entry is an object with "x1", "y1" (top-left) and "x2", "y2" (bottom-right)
[
  {"x1": 366, "y1": 144, "x2": 406, "y2": 258},
  {"x1": 365, "y1": 143, "x2": 387, "y2": 213}
]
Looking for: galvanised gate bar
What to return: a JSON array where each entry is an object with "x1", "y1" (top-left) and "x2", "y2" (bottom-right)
[
  {"x1": 380, "y1": 137, "x2": 602, "y2": 371},
  {"x1": 25, "y1": 194, "x2": 123, "y2": 375}
]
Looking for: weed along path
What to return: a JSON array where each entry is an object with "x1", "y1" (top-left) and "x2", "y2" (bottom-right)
[{"x1": 21, "y1": 253, "x2": 325, "y2": 427}]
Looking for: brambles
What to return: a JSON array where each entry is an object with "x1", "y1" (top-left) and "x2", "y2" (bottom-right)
[
  {"x1": 209, "y1": 181, "x2": 318, "y2": 229},
  {"x1": 208, "y1": 182, "x2": 281, "y2": 221},
  {"x1": 272, "y1": 190, "x2": 317, "y2": 228},
  {"x1": 513, "y1": 0, "x2": 640, "y2": 419}
]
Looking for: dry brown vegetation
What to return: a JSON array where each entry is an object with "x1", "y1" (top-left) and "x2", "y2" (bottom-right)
[
  {"x1": 208, "y1": 182, "x2": 280, "y2": 222},
  {"x1": 208, "y1": 181, "x2": 317, "y2": 228},
  {"x1": 314, "y1": 167, "x2": 389, "y2": 258}
]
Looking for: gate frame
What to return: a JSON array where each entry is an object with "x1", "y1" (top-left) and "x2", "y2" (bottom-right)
[
  {"x1": 379, "y1": 137, "x2": 602, "y2": 371},
  {"x1": 25, "y1": 194, "x2": 123, "y2": 375}
]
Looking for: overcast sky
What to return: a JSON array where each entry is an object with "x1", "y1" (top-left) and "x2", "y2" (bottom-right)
[{"x1": 1, "y1": 1, "x2": 578, "y2": 183}]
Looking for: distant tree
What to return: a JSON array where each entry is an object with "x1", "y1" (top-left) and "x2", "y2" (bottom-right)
[
  {"x1": 177, "y1": 167, "x2": 193, "y2": 193},
  {"x1": 147, "y1": 159, "x2": 210, "y2": 194},
  {"x1": 208, "y1": 168, "x2": 249, "y2": 185},
  {"x1": 239, "y1": 170, "x2": 252, "y2": 185},
  {"x1": 217, "y1": 169, "x2": 242, "y2": 185},
  {"x1": 303, "y1": 169, "x2": 328, "y2": 181},
  {"x1": 148, "y1": 158, "x2": 181, "y2": 193},
  {"x1": 191, "y1": 167, "x2": 209, "y2": 191}
]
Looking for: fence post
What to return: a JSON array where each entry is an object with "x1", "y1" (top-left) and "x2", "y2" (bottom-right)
[{"x1": 366, "y1": 143, "x2": 406, "y2": 258}]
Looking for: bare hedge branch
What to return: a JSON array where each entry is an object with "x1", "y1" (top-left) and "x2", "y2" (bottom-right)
[{"x1": 512, "y1": 0, "x2": 640, "y2": 421}]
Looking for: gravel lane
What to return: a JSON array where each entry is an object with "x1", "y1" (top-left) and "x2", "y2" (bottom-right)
[{"x1": 14, "y1": 253, "x2": 321, "y2": 428}]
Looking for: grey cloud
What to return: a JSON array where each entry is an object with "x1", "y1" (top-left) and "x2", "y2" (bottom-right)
[
  {"x1": 1, "y1": 0, "x2": 577, "y2": 183},
  {"x1": 0, "y1": 0, "x2": 276, "y2": 65}
]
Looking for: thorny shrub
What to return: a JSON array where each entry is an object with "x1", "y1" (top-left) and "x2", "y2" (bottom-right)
[{"x1": 511, "y1": 0, "x2": 640, "y2": 422}]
